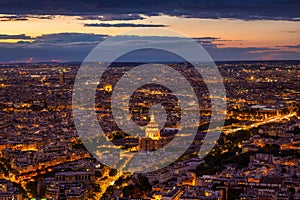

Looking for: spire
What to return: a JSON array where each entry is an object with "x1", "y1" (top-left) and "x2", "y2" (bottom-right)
[{"x1": 150, "y1": 112, "x2": 155, "y2": 122}]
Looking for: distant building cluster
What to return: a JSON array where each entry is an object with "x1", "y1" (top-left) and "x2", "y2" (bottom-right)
[{"x1": 0, "y1": 179, "x2": 22, "y2": 200}]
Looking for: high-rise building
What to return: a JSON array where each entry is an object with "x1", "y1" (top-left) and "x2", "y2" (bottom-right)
[{"x1": 59, "y1": 68, "x2": 67, "y2": 85}]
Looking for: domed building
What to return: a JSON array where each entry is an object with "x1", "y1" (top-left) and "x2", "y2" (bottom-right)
[
  {"x1": 145, "y1": 113, "x2": 161, "y2": 140},
  {"x1": 139, "y1": 113, "x2": 168, "y2": 152}
]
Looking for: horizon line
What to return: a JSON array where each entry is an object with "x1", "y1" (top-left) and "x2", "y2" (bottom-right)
[{"x1": 1, "y1": 59, "x2": 300, "y2": 65}]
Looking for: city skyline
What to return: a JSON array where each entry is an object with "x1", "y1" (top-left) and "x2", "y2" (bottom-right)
[
  {"x1": 1, "y1": 1, "x2": 300, "y2": 199},
  {"x1": 0, "y1": 60, "x2": 299, "y2": 199}
]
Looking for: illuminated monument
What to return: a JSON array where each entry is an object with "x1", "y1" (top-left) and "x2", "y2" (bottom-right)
[
  {"x1": 145, "y1": 113, "x2": 161, "y2": 140},
  {"x1": 103, "y1": 83, "x2": 113, "y2": 93},
  {"x1": 139, "y1": 113, "x2": 168, "y2": 152}
]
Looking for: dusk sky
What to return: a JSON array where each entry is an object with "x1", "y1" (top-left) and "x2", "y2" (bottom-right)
[{"x1": 0, "y1": 0, "x2": 299, "y2": 62}]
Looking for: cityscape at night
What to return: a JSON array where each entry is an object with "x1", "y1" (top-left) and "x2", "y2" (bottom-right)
[{"x1": 0, "y1": 1, "x2": 300, "y2": 200}]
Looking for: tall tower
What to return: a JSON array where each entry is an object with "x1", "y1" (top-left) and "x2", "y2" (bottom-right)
[
  {"x1": 59, "y1": 68, "x2": 66, "y2": 85},
  {"x1": 145, "y1": 113, "x2": 160, "y2": 140}
]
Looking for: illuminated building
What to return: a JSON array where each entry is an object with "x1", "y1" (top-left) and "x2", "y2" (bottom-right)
[
  {"x1": 139, "y1": 113, "x2": 169, "y2": 152},
  {"x1": 59, "y1": 68, "x2": 67, "y2": 85},
  {"x1": 103, "y1": 84, "x2": 113, "y2": 92},
  {"x1": 145, "y1": 113, "x2": 160, "y2": 140},
  {"x1": 0, "y1": 179, "x2": 23, "y2": 200}
]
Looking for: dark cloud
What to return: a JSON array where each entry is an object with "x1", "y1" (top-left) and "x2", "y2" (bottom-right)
[
  {"x1": 0, "y1": 34, "x2": 31, "y2": 39},
  {"x1": 79, "y1": 14, "x2": 145, "y2": 21},
  {"x1": 0, "y1": 32, "x2": 108, "y2": 62},
  {"x1": 0, "y1": 14, "x2": 55, "y2": 21},
  {"x1": 32, "y1": 32, "x2": 108, "y2": 44},
  {"x1": 0, "y1": 32, "x2": 299, "y2": 62},
  {"x1": 0, "y1": 15, "x2": 28, "y2": 21},
  {"x1": 283, "y1": 31, "x2": 299, "y2": 34},
  {"x1": 280, "y1": 44, "x2": 300, "y2": 49},
  {"x1": 193, "y1": 37, "x2": 220, "y2": 41},
  {"x1": 193, "y1": 37, "x2": 220, "y2": 44},
  {"x1": 0, "y1": 43, "x2": 92, "y2": 62},
  {"x1": 84, "y1": 23, "x2": 166, "y2": 27},
  {"x1": 182, "y1": 39, "x2": 292, "y2": 60},
  {"x1": 0, "y1": 0, "x2": 299, "y2": 21},
  {"x1": 29, "y1": 15, "x2": 54, "y2": 20}
]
